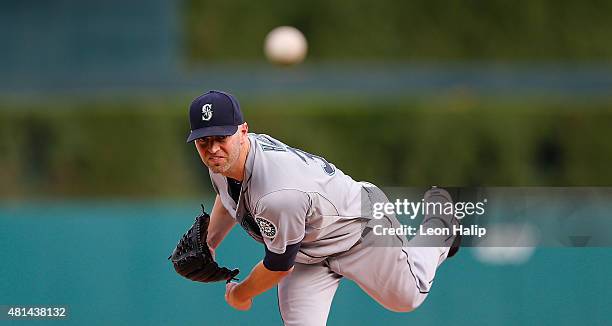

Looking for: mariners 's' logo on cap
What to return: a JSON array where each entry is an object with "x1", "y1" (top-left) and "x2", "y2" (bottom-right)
[
  {"x1": 255, "y1": 217, "x2": 277, "y2": 238},
  {"x1": 202, "y1": 103, "x2": 213, "y2": 121}
]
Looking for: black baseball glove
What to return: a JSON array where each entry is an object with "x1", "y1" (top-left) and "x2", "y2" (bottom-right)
[{"x1": 169, "y1": 205, "x2": 239, "y2": 283}]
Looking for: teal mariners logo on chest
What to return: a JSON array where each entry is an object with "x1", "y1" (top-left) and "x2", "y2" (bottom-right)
[{"x1": 255, "y1": 217, "x2": 277, "y2": 238}]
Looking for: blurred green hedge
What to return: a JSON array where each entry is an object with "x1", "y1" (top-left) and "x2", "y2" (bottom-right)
[
  {"x1": 1, "y1": 98, "x2": 612, "y2": 198},
  {"x1": 186, "y1": 0, "x2": 612, "y2": 62}
]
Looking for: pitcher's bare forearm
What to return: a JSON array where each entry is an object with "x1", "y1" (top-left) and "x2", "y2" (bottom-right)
[
  {"x1": 207, "y1": 195, "x2": 237, "y2": 249},
  {"x1": 232, "y1": 261, "x2": 293, "y2": 302}
]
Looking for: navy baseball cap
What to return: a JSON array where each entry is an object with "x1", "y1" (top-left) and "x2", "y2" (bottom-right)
[{"x1": 186, "y1": 90, "x2": 244, "y2": 143}]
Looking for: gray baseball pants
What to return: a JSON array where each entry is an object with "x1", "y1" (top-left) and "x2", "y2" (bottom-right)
[{"x1": 278, "y1": 188, "x2": 454, "y2": 325}]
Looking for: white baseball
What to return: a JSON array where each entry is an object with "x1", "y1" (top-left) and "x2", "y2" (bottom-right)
[{"x1": 264, "y1": 26, "x2": 308, "y2": 66}]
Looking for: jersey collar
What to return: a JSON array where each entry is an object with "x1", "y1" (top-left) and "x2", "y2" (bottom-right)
[
  {"x1": 235, "y1": 134, "x2": 257, "y2": 218},
  {"x1": 242, "y1": 133, "x2": 256, "y2": 186}
]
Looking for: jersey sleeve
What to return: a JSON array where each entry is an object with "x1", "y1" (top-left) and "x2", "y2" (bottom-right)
[
  {"x1": 263, "y1": 242, "x2": 301, "y2": 271},
  {"x1": 254, "y1": 190, "x2": 309, "y2": 254}
]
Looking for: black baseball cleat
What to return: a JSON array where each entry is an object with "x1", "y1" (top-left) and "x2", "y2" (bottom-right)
[
  {"x1": 447, "y1": 231, "x2": 461, "y2": 258},
  {"x1": 424, "y1": 186, "x2": 462, "y2": 258},
  {"x1": 445, "y1": 187, "x2": 462, "y2": 258}
]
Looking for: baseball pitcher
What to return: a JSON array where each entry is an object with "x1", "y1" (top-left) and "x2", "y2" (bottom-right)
[{"x1": 169, "y1": 90, "x2": 461, "y2": 325}]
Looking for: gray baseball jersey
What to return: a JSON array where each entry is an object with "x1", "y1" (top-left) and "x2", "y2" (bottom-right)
[
  {"x1": 209, "y1": 133, "x2": 458, "y2": 325},
  {"x1": 210, "y1": 133, "x2": 368, "y2": 264}
]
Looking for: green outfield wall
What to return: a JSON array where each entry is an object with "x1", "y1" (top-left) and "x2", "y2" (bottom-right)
[
  {"x1": 1, "y1": 98, "x2": 612, "y2": 198},
  {"x1": 1, "y1": 201, "x2": 610, "y2": 325}
]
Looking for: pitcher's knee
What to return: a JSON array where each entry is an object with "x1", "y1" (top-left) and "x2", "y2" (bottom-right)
[
  {"x1": 393, "y1": 300, "x2": 421, "y2": 313},
  {"x1": 388, "y1": 294, "x2": 425, "y2": 313}
]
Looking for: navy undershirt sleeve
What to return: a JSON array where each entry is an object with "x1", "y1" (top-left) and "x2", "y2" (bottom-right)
[{"x1": 263, "y1": 242, "x2": 301, "y2": 271}]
